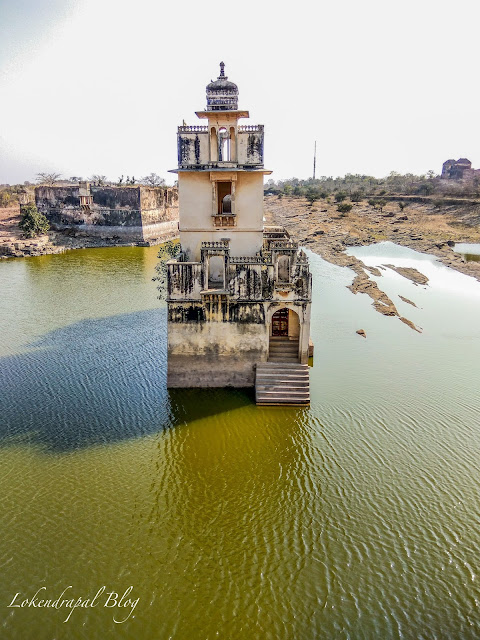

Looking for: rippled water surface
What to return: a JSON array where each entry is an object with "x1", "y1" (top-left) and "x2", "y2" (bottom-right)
[{"x1": 1, "y1": 243, "x2": 480, "y2": 639}]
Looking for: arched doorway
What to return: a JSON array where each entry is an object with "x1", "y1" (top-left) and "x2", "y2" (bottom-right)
[
  {"x1": 269, "y1": 308, "x2": 300, "y2": 363},
  {"x1": 272, "y1": 308, "x2": 289, "y2": 336}
]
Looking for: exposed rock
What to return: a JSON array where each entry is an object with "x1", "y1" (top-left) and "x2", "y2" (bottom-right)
[
  {"x1": 398, "y1": 295, "x2": 417, "y2": 307},
  {"x1": 348, "y1": 273, "x2": 398, "y2": 316},
  {"x1": 399, "y1": 316, "x2": 422, "y2": 333},
  {"x1": 364, "y1": 265, "x2": 383, "y2": 276},
  {"x1": 383, "y1": 265, "x2": 429, "y2": 285}
]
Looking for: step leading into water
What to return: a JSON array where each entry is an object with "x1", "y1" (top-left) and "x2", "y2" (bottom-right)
[{"x1": 255, "y1": 362, "x2": 310, "y2": 406}]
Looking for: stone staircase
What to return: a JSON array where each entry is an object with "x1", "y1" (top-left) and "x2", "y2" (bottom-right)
[
  {"x1": 268, "y1": 337, "x2": 300, "y2": 363},
  {"x1": 255, "y1": 362, "x2": 310, "y2": 405},
  {"x1": 255, "y1": 338, "x2": 310, "y2": 405}
]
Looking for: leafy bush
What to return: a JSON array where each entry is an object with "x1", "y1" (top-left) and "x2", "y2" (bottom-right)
[
  {"x1": 337, "y1": 203, "x2": 353, "y2": 215},
  {"x1": 19, "y1": 203, "x2": 50, "y2": 237},
  {"x1": 377, "y1": 199, "x2": 387, "y2": 212},
  {"x1": 334, "y1": 191, "x2": 347, "y2": 203}
]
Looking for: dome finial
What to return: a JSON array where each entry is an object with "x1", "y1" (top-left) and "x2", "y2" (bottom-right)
[{"x1": 219, "y1": 61, "x2": 225, "y2": 78}]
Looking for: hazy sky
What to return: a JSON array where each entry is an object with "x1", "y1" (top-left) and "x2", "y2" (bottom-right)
[{"x1": 1, "y1": 0, "x2": 479, "y2": 185}]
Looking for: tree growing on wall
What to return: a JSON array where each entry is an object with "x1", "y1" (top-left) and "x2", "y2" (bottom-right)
[
  {"x1": 154, "y1": 240, "x2": 181, "y2": 301},
  {"x1": 36, "y1": 172, "x2": 62, "y2": 186},
  {"x1": 141, "y1": 173, "x2": 166, "y2": 187},
  {"x1": 19, "y1": 203, "x2": 50, "y2": 237},
  {"x1": 90, "y1": 175, "x2": 107, "y2": 186}
]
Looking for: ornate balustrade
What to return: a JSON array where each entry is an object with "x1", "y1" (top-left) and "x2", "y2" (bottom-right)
[
  {"x1": 178, "y1": 125, "x2": 208, "y2": 133},
  {"x1": 270, "y1": 240, "x2": 298, "y2": 251},
  {"x1": 238, "y1": 125, "x2": 264, "y2": 132},
  {"x1": 201, "y1": 240, "x2": 229, "y2": 249},
  {"x1": 229, "y1": 256, "x2": 264, "y2": 264}
]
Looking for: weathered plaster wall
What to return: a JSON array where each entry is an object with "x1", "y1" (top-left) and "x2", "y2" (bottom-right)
[
  {"x1": 178, "y1": 171, "x2": 264, "y2": 259},
  {"x1": 237, "y1": 129, "x2": 264, "y2": 165},
  {"x1": 177, "y1": 131, "x2": 209, "y2": 166},
  {"x1": 167, "y1": 316, "x2": 268, "y2": 387},
  {"x1": 235, "y1": 172, "x2": 264, "y2": 230}
]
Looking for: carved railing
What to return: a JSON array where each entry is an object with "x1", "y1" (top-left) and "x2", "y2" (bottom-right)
[
  {"x1": 178, "y1": 125, "x2": 208, "y2": 133},
  {"x1": 201, "y1": 240, "x2": 229, "y2": 249},
  {"x1": 270, "y1": 240, "x2": 298, "y2": 250},
  {"x1": 238, "y1": 125, "x2": 264, "y2": 133},
  {"x1": 229, "y1": 256, "x2": 264, "y2": 264}
]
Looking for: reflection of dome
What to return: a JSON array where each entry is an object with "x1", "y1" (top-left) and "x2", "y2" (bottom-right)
[{"x1": 206, "y1": 62, "x2": 238, "y2": 111}]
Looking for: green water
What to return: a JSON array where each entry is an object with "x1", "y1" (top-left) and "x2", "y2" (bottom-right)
[
  {"x1": 1, "y1": 243, "x2": 480, "y2": 639},
  {"x1": 454, "y1": 243, "x2": 480, "y2": 263}
]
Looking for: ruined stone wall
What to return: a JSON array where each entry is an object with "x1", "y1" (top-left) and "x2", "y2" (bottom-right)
[{"x1": 35, "y1": 185, "x2": 178, "y2": 242}]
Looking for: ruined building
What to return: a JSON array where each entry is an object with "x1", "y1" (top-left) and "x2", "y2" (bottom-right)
[
  {"x1": 167, "y1": 63, "x2": 312, "y2": 404},
  {"x1": 34, "y1": 183, "x2": 178, "y2": 243},
  {"x1": 441, "y1": 158, "x2": 480, "y2": 181}
]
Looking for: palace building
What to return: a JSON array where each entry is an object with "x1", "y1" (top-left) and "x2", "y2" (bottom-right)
[{"x1": 167, "y1": 63, "x2": 312, "y2": 404}]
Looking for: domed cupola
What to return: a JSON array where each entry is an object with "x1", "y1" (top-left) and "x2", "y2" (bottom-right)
[{"x1": 206, "y1": 62, "x2": 239, "y2": 111}]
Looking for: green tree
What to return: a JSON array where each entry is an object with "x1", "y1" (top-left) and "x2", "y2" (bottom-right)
[
  {"x1": 19, "y1": 203, "x2": 50, "y2": 238},
  {"x1": 334, "y1": 191, "x2": 347, "y2": 202},
  {"x1": 398, "y1": 201, "x2": 407, "y2": 212},
  {"x1": 306, "y1": 189, "x2": 319, "y2": 206}
]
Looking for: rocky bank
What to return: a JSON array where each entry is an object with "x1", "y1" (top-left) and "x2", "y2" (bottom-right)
[{"x1": 265, "y1": 195, "x2": 480, "y2": 331}]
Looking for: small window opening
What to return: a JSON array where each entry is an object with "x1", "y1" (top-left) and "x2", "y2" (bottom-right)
[
  {"x1": 278, "y1": 255, "x2": 290, "y2": 282},
  {"x1": 208, "y1": 256, "x2": 225, "y2": 289},
  {"x1": 217, "y1": 181, "x2": 232, "y2": 214}
]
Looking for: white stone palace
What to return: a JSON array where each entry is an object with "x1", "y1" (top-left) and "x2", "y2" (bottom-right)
[{"x1": 167, "y1": 63, "x2": 312, "y2": 404}]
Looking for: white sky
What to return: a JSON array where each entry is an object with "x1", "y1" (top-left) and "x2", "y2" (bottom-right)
[{"x1": 1, "y1": 0, "x2": 479, "y2": 185}]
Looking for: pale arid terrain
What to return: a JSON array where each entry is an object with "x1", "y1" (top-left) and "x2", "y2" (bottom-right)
[{"x1": 265, "y1": 195, "x2": 480, "y2": 332}]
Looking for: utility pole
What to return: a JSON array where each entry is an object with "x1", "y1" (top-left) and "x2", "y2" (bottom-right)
[{"x1": 313, "y1": 141, "x2": 317, "y2": 181}]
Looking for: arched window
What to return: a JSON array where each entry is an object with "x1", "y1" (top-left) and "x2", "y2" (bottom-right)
[{"x1": 218, "y1": 127, "x2": 230, "y2": 162}]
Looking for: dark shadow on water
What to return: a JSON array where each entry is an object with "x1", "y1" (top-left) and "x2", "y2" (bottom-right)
[{"x1": 0, "y1": 309, "x2": 253, "y2": 453}]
